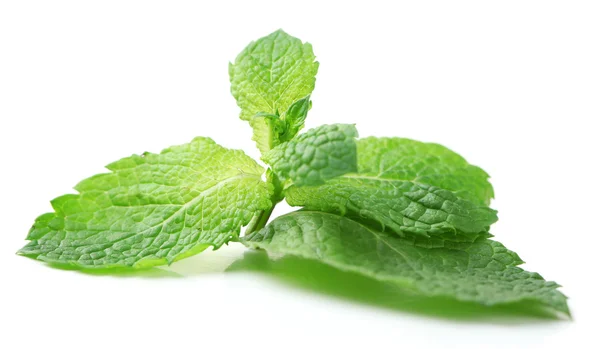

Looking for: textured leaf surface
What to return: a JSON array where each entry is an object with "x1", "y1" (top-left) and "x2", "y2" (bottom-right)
[
  {"x1": 229, "y1": 29, "x2": 318, "y2": 121},
  {"x1": 286, "y1": 176, "x2": 497, "y2": 238},
  {"x1": 249, "y1": 114, "x2": 285, "y2": 155},
  {"x1": 263, "y1": 124, "x2": 358, "y2": 186},
  {"x1": 358, "y1": 137, "x2": 494, "y2": 206},
  {"x1": 286, "y1": 136, "x2": 496, "y2": 238},
  {"x1": 244, "y1": 211, "x2": 568, "y2": 315},
  {"x1": 19, "y1": 138, "x2": 271, "y2": 268},
  {"x1": 280, "y1": 95, "x2": 311, "y2": 143},
  {"x1": 229, "y1": 30, "x2": 318, "y2": 152}
]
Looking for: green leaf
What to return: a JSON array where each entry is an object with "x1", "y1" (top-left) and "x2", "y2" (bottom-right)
[
  {"x1": 285, "y1": 136, "x2": 497, "y2": 238},
  {"x1": 358, "y1": 137, "x2": 494, "y2": 206},
  {"x1": 229, "y1": 29, "x2": 318, "y2": 121},
  {"x1": 19, "y1": 137, "x2": 272, "y2": 269},
  {"x1": 280, "y1": 95, "x2": 311, "y2": 143},
  {"x1": 262, "y1": 124, "x2": 359, "y2": 186},
  {"x1": 250, "y1": 113, "x2": 286, "y2": 155},
  {"x1": 285, "y1": 176, "x2": 497, "y2": 239},
  {"x1": 244, "y1": 211, "x2": 569, "y2": 315},
  {"x1": 229, "y1": 29, "x2": 319, "y2": 152},
  {"x1": 248, "y1": 97, "x2": 312, "y2": 154}
]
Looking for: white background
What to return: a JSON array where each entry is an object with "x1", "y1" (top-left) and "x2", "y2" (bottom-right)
[{"x1": 1, "y1": 1, "x2": 598, "y2": 348}]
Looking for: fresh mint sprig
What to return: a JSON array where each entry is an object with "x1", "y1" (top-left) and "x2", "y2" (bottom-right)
[{"x1": 18, "y1": 29, "x2": 569, "y2": 317}]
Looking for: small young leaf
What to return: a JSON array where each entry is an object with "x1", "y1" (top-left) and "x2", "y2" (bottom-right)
[
  {"x1": 280, "y1": 95, "x2": 311, "y2": 143},
  {"x1": 358, "y1": 137, "x2": 494, "y2": 206},
  {"x1": 244, "y1": 211, "x2": 568, "y2": 315},
  {"x1": 19, "y1": 138, "x2": 272, "y2": 269},
  {"x1": 229, "y1": 29, "x2": 319, "y2": 152},
  {"x1": 262, "y1": 124, "x2": 359, "y2": 186},
  {"x1": 249, "y1": 97, "x2": 312, "y2": 154},
  {"x1": 250, "y1": 113, "x2": 286, "y2": 154}
]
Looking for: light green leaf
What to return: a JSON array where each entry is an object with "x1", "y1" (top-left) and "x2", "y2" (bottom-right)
[
  {"x1": 19, "y1": 138, "x2": 272, "y2": 269},
  {"x1": 249, "y1": 96, "x2": 311, "y2": 154},
  {"x1": 280, "y1": 95, "x2": 311, "y2": 143},
  {"x1": 263, "y1": 124, "x2": 358, "y2": 186},
  {"x1": 358, "y1": 137, "x2": 494, "y2": 206},
  {"x1": 285, "y1": 136, "x2": 497, "y2": 238},
  {"x1": 229, "y1": 29, "x2": 319, "y2": 152},
  {"x1": 244, "y1": 211, "x2": 569, "y2": 315},
  {"x1": 250, "y1": 113, "x2": 286, "y2": 155}
]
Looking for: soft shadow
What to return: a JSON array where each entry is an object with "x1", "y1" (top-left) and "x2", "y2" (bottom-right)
[
  {"x1": 226, "y1": 250, "x2": 566, "y2": 322},
  {"x1": 40, "y1": 261, "x2": 182, "y2": 278},
  {"x1": 165, "y1": 244, "x2": 247, "y2": 276},
  {"x1": 30, "y1": 244, "x2": 248, "y2": 278}
]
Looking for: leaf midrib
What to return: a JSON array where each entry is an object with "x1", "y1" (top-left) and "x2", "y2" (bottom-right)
[
  {"x1": 51, "y1": 173, "x2": 262, "y2": 244},
  {"x1": 280, "y1": 211, "x2": 424, "y2": 279}
]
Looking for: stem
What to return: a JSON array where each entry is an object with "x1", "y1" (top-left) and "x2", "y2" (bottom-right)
[
  {"x1": 244, "y1": 169, "x2": 284, "y2": 236},
  {"x1": 244, "y1": 205, "x2": 275, "y2": 236}
]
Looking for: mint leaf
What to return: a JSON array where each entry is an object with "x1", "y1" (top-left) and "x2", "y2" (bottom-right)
[
  {"x1": 285, "y1": 176, "x2": 497, "y2": 238},
  {"x1": 244, "y1": 211, "x2": 568, "y2": 315},
  {"x1": 229, "y1": 29, "x2": 319, "y2": 152},
  {"x1": 19, "y1": 138, "x2": 272, "y2": 268},
  {"x1": 285, "y1": 136, "x2": 497, "y2": 238},
  {"x1": 250, "y1": 113, "x2": 286, "y2": 155},
  {"x1": 262, "y1": 124, "x2": 358, "y2": 186},
  {"x1": 358, "y1": 137, "x2": 494, "y2": 206},
  {"x1": 249, "y1": 96, "x2": 312, "y2": 153},
  {"x1": 280, "y1": 95, "x2": 311, "y2": 143}
]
